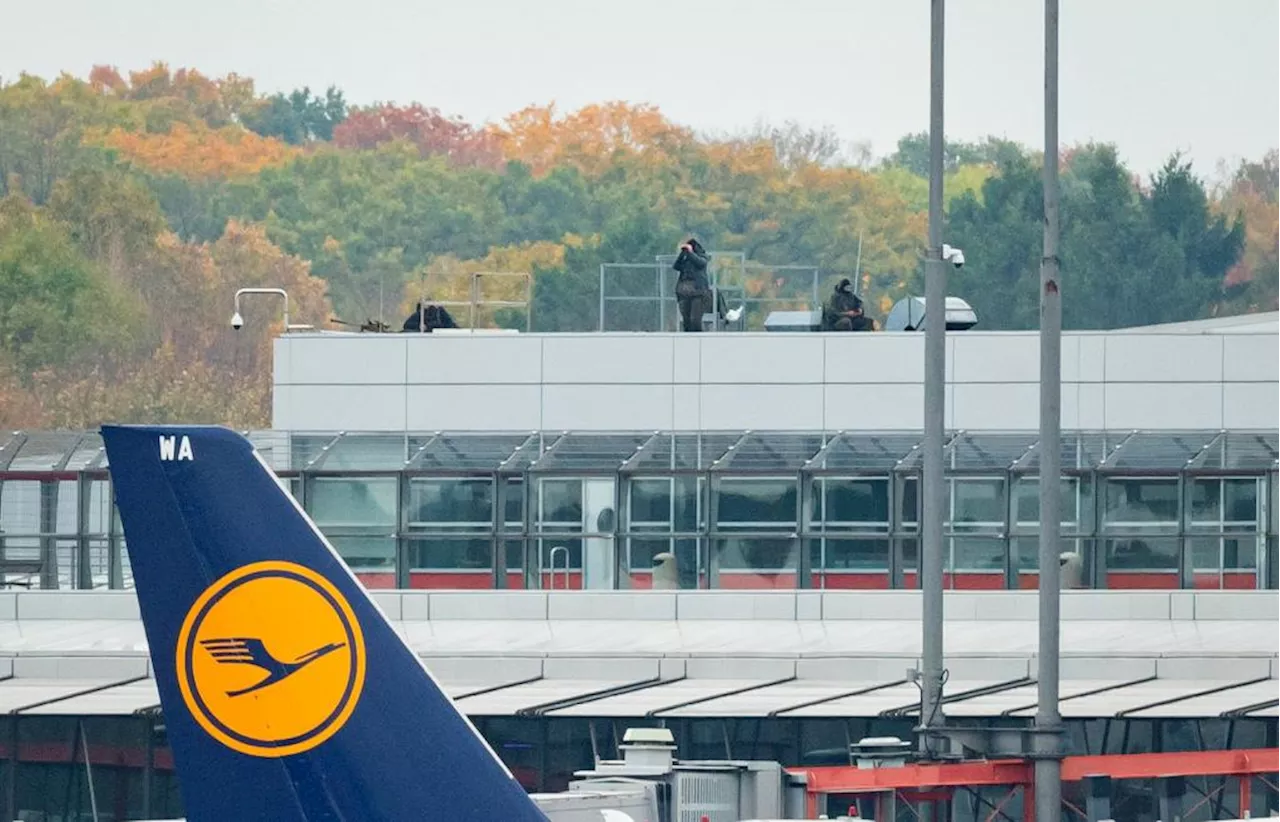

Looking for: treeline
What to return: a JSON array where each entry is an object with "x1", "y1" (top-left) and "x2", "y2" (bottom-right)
[{"x1": 0, "y1": 63, "x2": 1275, "y2": 429}]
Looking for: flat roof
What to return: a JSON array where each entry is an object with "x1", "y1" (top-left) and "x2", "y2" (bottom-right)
[{"x1": 0, "y1": 590, "x2": 1271, "y2": 720}]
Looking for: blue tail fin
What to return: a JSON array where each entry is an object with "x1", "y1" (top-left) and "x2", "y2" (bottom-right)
[{"x1": 102, "y1": 424, "x2": 548, "y2": 822}]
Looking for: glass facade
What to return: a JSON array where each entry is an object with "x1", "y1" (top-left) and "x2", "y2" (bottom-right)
[{"x1": 0, "y1": 429, "x2": 1276, "y2": 591}]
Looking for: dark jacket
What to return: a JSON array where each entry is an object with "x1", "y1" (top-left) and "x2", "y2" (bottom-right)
[
  {"x1": 822, "y1": 288, "x2": 867, "y2": 331},
  {"x1": 673, "y1": 246, "x2": 711, "y2": 294},
  {"x1": 402, "y1": 302, "x2": 459, "y2": 333}
]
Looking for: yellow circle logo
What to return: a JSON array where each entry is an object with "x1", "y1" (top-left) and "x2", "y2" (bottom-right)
[{"x1": 175, "y1": 561, "x2": 366, "y2": 758}]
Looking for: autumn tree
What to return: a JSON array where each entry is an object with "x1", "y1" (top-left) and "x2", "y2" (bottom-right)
[
  {"x1": 333, "y1": 103, "x2": 501, "y2": 167},
  {"x1": 491, "y1": 102, "x2": 693, "y2": 175},
  {"x1": 92, "y1": 121, "x2": 299, "y2": 178},
  {"x1": 31, "y1": 221, "x2": 333, "y2": 429},
  {"x1": 1216, "y1": 150, "x2": 1279, "y2": 313}
]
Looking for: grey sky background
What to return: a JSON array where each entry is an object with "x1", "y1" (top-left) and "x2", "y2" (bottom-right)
[{"x1": 2, "y1": 0, "x2": 1276, "y2": 178}]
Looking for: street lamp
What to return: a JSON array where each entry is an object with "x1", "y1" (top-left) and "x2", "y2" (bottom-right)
[
  {"x1": 230, "y1": 288, "x2": 314, "y2": 332},
  {"x1": 1035, "y1": 0, "x2": 1065, "y2": 819},
  {"x1": 919, "y1": 1, "x2": 948, "y2": 802}
]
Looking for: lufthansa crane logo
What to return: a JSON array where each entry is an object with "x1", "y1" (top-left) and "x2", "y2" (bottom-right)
[{"x1": 175, "y1": 561, "x2": 366, "y2": 758}]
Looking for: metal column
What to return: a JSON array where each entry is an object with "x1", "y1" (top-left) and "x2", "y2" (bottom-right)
[
  {"x1": 1035, "y1": 0, "x2": 1065, "y2": 819},
  {"x1": 920, "y1": 0, "x2": 949, "y2": 781}
]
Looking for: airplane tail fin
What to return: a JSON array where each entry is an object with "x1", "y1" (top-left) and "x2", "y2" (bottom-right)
[{"x1": 102, "y1": 424, "x2": 547, "y2": 822}]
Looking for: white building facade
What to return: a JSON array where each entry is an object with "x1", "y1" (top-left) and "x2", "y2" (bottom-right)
[{"x1": 272, "y1": 316, "x2": 1279, "y2": 433}]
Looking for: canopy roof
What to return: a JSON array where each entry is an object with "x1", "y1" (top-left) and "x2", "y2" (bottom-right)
[{"x1": 2, "y1": 429, "x2": 1276, "y2": 474}]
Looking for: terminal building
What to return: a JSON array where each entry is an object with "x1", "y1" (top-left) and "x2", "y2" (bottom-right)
[{"x1": 0, "y1": 303, "x2": 1276, "y2": 820}]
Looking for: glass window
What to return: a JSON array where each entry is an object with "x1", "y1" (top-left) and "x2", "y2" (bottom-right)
[
  {"x1": 820, "y1": 479, "x2": 889, "y2": 531},
  {"x1": 308, "y1": 478, "x2": 397, "y2": 528},
  {"x1": 816, "y1": 537, "x2": 890, "y2": 571},
  {"x1": 407, "y1": 478, "x2": 493, "y2": 531},
  {"x1": 1104, "y1": 478, "x2": 1178, "y2": 528},
  {"x1": 329, "y1": 535, "x2": 395, "y2": 570},
  {"x1": 899, "y1": 477, "x2": 919, "y2": 531},
  {"x1": 629, "y1": 479, "x2": 672, "y2": 526},
  {"x1": 953, "y1": 537, "x2": 1006, "y2": 572},
  {"x1": 629, "y1": 538, "x2": 702, "y2": 587},
  {"x1": 1013, "y1": 537, "x2": 1086, "y2": 576},
  {"x1": 536, "y1": 479, "x2": 584, "y2": 576},
  {"x1": 1105, "y1": 538, "x2": 1178, "y2": 572},
  {"x1": 628, "y1": 538, "x2": 670, "y2": 570},
  {"x1": 1189, "y1": 477, "x2": 1261, "y2": 527},
  {"x1": 900, "y1": 537, "x2": 920, "y2": 576},
  {"x1": 716, "y1": 479, "x2": 797, "y2": 530},
  {"x1": 537, "y1": 479, "x2": 583, "y2": 531},
  {"x1": 716, "y1": 535, "x2": 793, "y2": 573},
  {"x1": 409, "y1": 537, "x2": 493, "y2": 571},
  {"x1": 1013, "y1": 477, "x2": 1082, "y2": 527},
  {"x1": 499, "y1": 478, "x2": 523, "y2": 527},
  {"x1": 950, "y1": 478, "x2": 1005, "y2": 529},
  {"x1": 1190, "y1": 537, "x2": 1257, "y2": 572},
  {"x1": 540, "y1": 540, "x2": 582, "y2": 576}
]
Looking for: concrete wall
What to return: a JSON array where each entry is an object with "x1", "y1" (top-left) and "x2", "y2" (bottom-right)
[{"x1": 272, "y1": 330, "x2": 1280, "y2": 432}]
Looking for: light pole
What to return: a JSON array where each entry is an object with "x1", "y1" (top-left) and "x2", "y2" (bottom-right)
[
  {"x1": 230, "y1": 288, "x2": 314, "y2": 332},
  {"x1": 1035, "y1": 0, "x2": 1064, "y2": 818},
  {"x1": 919, "y1": 0, "x2": 948, "y2": 808}
]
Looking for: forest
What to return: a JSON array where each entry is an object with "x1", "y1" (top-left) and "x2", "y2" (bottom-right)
[{"x1": 0, "y1": 63, "x2": 1276, "y2": 429}]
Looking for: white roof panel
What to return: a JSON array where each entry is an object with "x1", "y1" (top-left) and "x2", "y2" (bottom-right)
[
  {"x1": 28, "y1": 679, "x2": 160, "y2": 715},
  {"x1": 445, "y1": 680, "x2": 534, "y2": 699},
  {"x1": 400, "y1": 619, "x2": 1279, "y2": 659},
  {"x1": 0, "y1": 679, "x2": 122, "y2": 713},
  {"x1": 454, "y1": 679, "x2": 635, "y2": 716},
  {"x1": 547, "y1": 679, "x2": 774, "y2": 717},
  {"x1": 1123, "y1": 680, "x2": 1279, "y2": 718},
  {"x1": 784, "y1": 680, "x2": 1012, "y2": 718},
  {"x1": 1010, "y1": 680, "x2": 1266, "y2": 718},
  {"x1": 661, "y1": 681, "x2": 893, "y2": 718},
  {"x1": 945, "y1": 680, "x2": 1144, "y2": 718}
]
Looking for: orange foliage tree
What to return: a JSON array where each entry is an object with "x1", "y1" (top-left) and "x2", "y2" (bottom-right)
[
  {"x1": 92, "y1": 122, "x2": 299, "y2": 179},
  {"x1": 1216, "y1": 150, "x2": 1279, "y2": 313},
  {"x1": 490, "y1": 102, "x2": 693, "y2": 175}
]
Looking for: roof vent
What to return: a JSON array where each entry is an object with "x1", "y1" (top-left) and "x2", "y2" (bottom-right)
[
  {"x1": 619, "y1": 727, "x2": 677, "y2": 771},
  {"x1": 849, "y1": 736, "x2": 913, "y2": 770}
]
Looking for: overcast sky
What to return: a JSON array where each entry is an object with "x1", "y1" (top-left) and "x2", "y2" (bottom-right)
[{"x1": 3, "y1": 0, "x2": 1276, "y2": 177}]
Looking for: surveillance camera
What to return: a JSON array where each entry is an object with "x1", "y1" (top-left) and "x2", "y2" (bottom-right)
[
  {"x1": 230, "y1": 311, "x2": 244, "y2": 330},
  {"x1": 942, "y1": 244, "x2": 965, "y2": 269}
]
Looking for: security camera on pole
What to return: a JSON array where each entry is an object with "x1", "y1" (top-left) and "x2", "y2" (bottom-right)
[{"x1": 230, "y1": 287, "x2": 315, "y2": 333}]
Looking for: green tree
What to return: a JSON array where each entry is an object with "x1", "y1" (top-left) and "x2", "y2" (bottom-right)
[
  {"x1": 946, "y1": 144, "x2": 1247, "y2": 330},
  {"x1": 0, "y1": 196, "x2": 140, "y2": 376},
  {"x1": 242, "y1": 86, "x2": 347, "y2": 144}
]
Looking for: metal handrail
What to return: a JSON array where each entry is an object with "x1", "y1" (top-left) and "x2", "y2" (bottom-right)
[
  {"x1": 545, "y1": 542, "x2": 570, "y2": 588},
  {"x1": 418, "y1": 272, "x2": 532, "y2": 332}
]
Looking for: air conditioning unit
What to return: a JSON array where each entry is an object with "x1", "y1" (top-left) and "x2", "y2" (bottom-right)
[{"x1": 763, "y1": 310, "x2": 822, "y2": 332}]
